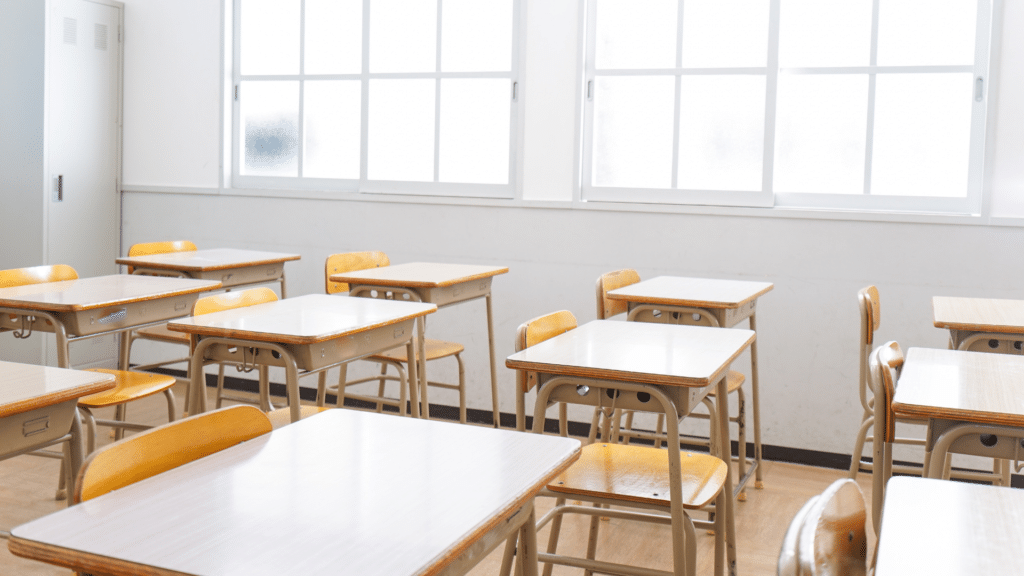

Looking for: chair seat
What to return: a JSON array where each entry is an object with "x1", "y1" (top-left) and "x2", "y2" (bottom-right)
[
  {"x1": 368, "y1": 338, "x2": 464, "y2": 363},
  {"x1": 135, "y1": 323, "x2": 190, "y2": 344},
  {"x1": 79, "y1": 370, "x2": 177, "y2": 408},
  {"x1": 548, "y1": 443, "x2": 727, "y2": 509},
  {"x1": 707, "y1": 370, "x2": 745, "y2": 397},
  {"x1": 267, "y1": 406, "x2": 331, "y2": 429}
]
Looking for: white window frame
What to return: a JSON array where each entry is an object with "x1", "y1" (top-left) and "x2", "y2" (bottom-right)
[
  {"x1": 231, "y1": 0, "x2": 522, "y2": 199},
  {"x1": 580, "y1": 0, "x2": 994, "y2": 214}
]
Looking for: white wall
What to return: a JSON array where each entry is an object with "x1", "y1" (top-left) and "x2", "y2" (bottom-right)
[{"x1": 118, "y1": 0, "x2": 1024, "y2": 457}]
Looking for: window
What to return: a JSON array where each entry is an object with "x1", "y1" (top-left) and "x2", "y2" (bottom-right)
[
  {"x1": 582, "y1": 0, "x2": 993, "y2": 213},
  {"x1": 233, "y1": 0, "x2": 521, "y2": 198}
]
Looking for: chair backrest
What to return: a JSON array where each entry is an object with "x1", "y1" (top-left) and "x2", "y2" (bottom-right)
[
  {"x1": 595, "y1": 269, "x2": 641, "y2": 320},
  {"x1": 126, "y1": 241, "x2": 198, "y2": 274},
  {"x1": 871, "y1": 341, "x2": 904, "y2": 445},
  {"x1": 73, "y1": 405, "x2": 272, "y2": 503},
  {"x1": 794, "y1": 479, "x2": 867, "y2": 576},
  {"x1": 856, "y1": 286, "x2": 881, "y2": 411},
  {"x1": 192, "y1": 286, "x2": 279, "y2": 316},
  {"x1": 778, "y1": 495, "x2": 820, "y2": 576},
  {"x1": 0, "y1": 264, "x2": 78, "y2": 288},
  {"x1": 325, "y1": 251, "x2": 390, "y2": 294},
  {"x1": 514, "y1": 310, "x2": 577, "y2": 392}
]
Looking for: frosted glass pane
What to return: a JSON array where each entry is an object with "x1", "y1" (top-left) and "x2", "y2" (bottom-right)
[
  {"x1": 304, "y1": 81, "x2": 361, "y2": 179},
  {"x1": 592, "y1": 76, "x2": 675, "y2": 189},
  {"x1": 439, "y1": 79, "x2": 510, "y2": 184},
  {"x1": 369, "y1": 0, "x2": 437, "y2": 73},
  {"x1": 682, "y1": 0, "x2": 770, "y2": 68},
  {"x1": 305, "y1": 0, "x2": 362, "y2": 74},
  {"x1": 595, "y1": 0, "x2": 676, "y2": 69},
  {"x1": 871, "y1": 74, "x2": 972, "y2": 197},
  {"x1": 241, "y1": 81, "x2": 299, "y2": 176},
  {"x1": 774, "y1": 75, "x2": 868, "y2": 194},
  {"x1": 368, "y1": 79, "x2": 435, "y2": 181},
  {"x1": 240, "y1": 0, "x2": 300, "y2": 75},
  {"x1": 877, "y1": 0, "x2": 977, "y2": 66},
  {"x1": 678, "y1": 76, "x2": 765, "y2": 191},
  {"x1": 778, "y1": 0, "x2": 872, "y2": 67},
  {"x1": 441, "y1": 0, "x2": 513, "y2": 72}
]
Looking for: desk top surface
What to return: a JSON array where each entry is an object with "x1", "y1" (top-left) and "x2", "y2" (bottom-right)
[
  {"x1": 116, "y1": 248, "x2": 301, "y2": 272},
  {"x1": 606, "y1": 276, "x2": 774, "y2": 309},
  {"x1": 9, "y1": 410, "x2": 581, "y2": 576},
  {"x1": 330, "y1": 262, "x2": 509, "y2": 288},
  {"x1": 505, "y1": 320, "x2": 755, "y2": 388},
  {"x1": 0, "y1": 361, "x2": 115, "y2": 418},
  {"x1": 932, "y1": 296, "x2": 1024, "y2": 334},
  {"x1": 0, "y1": 275, "x2": 221, "y2": 312},
  {"x1": 167, "y1": 294, "x2": 436, "y2": 345},
  {"x1": 893, "y1": 347, "x2": 1024, "y2": 426},
  {"x1": 875, "y1": 477, "x2": 1024, "y2": 576}
]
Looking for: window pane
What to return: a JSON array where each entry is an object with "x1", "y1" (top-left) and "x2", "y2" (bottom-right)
[
  {"x1": 681, "y1": 0, "x2": 769, "y2": 68},
  {"x1": 240, "y1": 0, "x2": 300, "y2": 75},
  {"x1": 774, "y1": 75, "x2": 868, "y2": 194},
  {"x1": 241, "y1": 81, "x2": 299, "y2": 176},
  {"x1": 304, "y1": 81, "x2": 361, "y2": 179},
  {"x1": 439, "y1": 79, "x2": 510, "y2": 184},
  {"x1": 369, "y1": 0, "x2": 437, "y2": 73},
  {"x1": 305, "y1": 0, "x2": 362, "y2": 74},
  {"x1": 778, "y1": 0, "x2": 872, "y2": 67},
  {"x1": 592, "y1": 76, "x2": 674, "y2": 189},
  {"x1": 678, "y1": 76, "x2": 765, "y2": 191},
  {"x1": 368, "y1": 79, "x2": 435, "y2": 181},
  {"x1": 871, "y1": 74, "x2": 972, "y2": 197},
  {"x1": 441, "y1": 0, "x2": 513, "y2": 72},
  {"x1": 594, "y1": 0, "x2": 676, "y2": 70},
  {"x1": 877, "y1": 0, "x2": 977, "y2": 66}
]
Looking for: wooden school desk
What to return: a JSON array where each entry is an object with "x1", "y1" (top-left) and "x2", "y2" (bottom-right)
[
  {"x1": 506, "y1": 320, "x2": 756, "y2": 576},
  {"x1": 117, "y1": 248, "x2": 300, "y2": 297},
  {"x1": 329, "y1": 262, "x2": 508, "y2": 424},
  {"x1": 0, "y1": 275, "x2": 220, "y2": 369},
  {"x1": 606, "y1": 275, "x2": 773, "y2": 489},
  {"x1": 168, "y1": 295, "x2": 436, "y2": 422},
  {"x1": 874, "y1": 476, "x2": 1024, "y2": 575},
  {"x1": 8, "y1": 409, "x2": 581, "y2": 576},
  {"x1": 892, "y1": 347, "x2": 1024, "y2": 479},
  {"x1": 933, "y1": 296, "x2": 1024, "y2": 353}
]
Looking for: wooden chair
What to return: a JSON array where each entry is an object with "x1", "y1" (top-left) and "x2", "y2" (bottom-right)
[
  {"x1": 513, "y1": 310, "x2": 576, "y2": 435},
  {"x1": 778, "y1": 478, "x2": 867, "y2": 576},
  {"x1": 596, "y1": 269, "x2": 750, "y2": 498},
  {"x1": 507, "y1": 310, "x2": 729, "y2": 576},
  {"x1": 321, "y1": 252, "x2": 467, "y2": 421},
  {"x1": 73, "y1": 405, "x2": 271, "y2": 504},
  {"x1": 868, "y1": 341, "x2": 902, "y2": 536}
]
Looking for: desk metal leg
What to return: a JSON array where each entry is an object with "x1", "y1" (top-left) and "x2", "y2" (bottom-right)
[
  {"x1": 749, "y1": 312, "x2": 764, "y2": 488},
  {"x1": 407, "y1": 338, "x2": 420, "y2": 418},
  {"x1": 67, "y1": 409, "x2": 85, "y2": 500},
  {"x1": 417, "y1": 316, "x2": 429, "y2": 418},
  {"x1": 279, "y1": 275, "x2": 288, "y2": 299},
  {"x1": 516, "y1": 504, "x2": 540, "y2": 576},
  {"x1": 716, "y1": 375, "x2": 737, "y2": 576},
  {"x1": 54, "y1": 323, "x2": 71, "y2": 369},
  {"x1": 486, "y1": 293, "x2": 501, "y2": 427}
]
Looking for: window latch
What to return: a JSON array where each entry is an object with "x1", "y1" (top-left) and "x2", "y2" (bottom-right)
[
  {"x1": 975, "y1": 77, "x2": 984, "y2": 102},
  {"x1": 587, "y1": 80, "x2": 593, "y2": 100},
  {"x1": 234, "y1": 85, "x2": 239, "y2": 101},
  {"x1": 512, "y1": 81, "x2": 518, "y2": 101}
]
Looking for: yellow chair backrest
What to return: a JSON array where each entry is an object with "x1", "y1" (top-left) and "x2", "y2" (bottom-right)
[
  {"x1": 0, "y1": 265, "x2": 78, "y2": 288},
  {"x1": 126, "y1": 241, "x2": 197, "y2": 274},
  {"x1": 193, "y1": 287, "x2": 279, "y2": 316},
  {"x1": 858, "y1": 286, "x2": 880, "y2": 346},
  {"x1": 325, "y1": 251, "x2": 390, "y2": 294},
  {"x1": 596, "y1": 269, "x2": 641, "y2": 320},
  {"x1": 514, "y1": 310, "x2": 577, "y2": 392},
  {"x1": 73, "y1": 405, "x2": 272, "y2": 503}
]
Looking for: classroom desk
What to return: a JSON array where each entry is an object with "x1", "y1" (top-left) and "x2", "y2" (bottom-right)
[
  {"x1": 874, "y1": 476, "x2": 1024, "y2": 575},
  {"x1": 933, "y1": 296, "x2": 1024, "y2": 353},
  {"x1": 329, "y1": 262, "x2": 508, "y2": 425},
  {"x1": 8, "y1": 409, "x2": 581, "y2": 576},
  {"x1": 0, "y1": 275, "x2": 220, "y2": 369},
  {"x1": 0, "y1": 361, "x2": 114, "y2": 533},
  {"x1": 606, "y1": 275, "x2": 773, "y2": 489},
  {"x1": 506, "y1": 320, "x2": 756, "y2": 576},
  {"x1": 168, "y1": 295, "x2": 437, "y2": 422},
  {"x1": 117, "y1": 248, "x2": 300, "y2": 297},
  {"x1": 892, "y1": 347, "x2": 1024, "y2": 479}
]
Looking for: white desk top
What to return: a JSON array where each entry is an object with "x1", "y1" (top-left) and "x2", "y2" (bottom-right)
[
  {"x1": 875, "y1": 477, "x2": 1024, "y2": 575},
  {"x1": 606, "y1": 276, "x2": 773, "y2": 309},
  {"x1": 932, "y1": 296, "x2": 1024, "y2": 334},
  {"x1": 0, "y1": 361, "x2": 115, "y2": 418},
  {"x1": 893, "y1": 347, "x2": 1024, "y2": 427},
  {"x1": 0, "y1": 275, "x2": 221, "y2": 313},
  {"x1": 505, "y1": 320, "x2": 755, "y2": 388},
  {"x1": 330, "y1": 262, "x2": 509, "y2": 288},
  {"x1": 167, "y1": 294, "x2": 437, "y2": 345},
  {"x1": 116, "y1": 248, "x2": 301, "y2": 272},
  {"x1": 9, "y1": 410, "x2": 581, "y2": 576}
]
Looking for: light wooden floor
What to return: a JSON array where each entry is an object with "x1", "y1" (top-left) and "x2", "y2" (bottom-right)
[{"x1": 0, "y1": 382, "x2": 876, "y2": 575}]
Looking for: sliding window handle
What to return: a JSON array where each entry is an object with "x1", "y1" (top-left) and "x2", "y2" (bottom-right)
[{"x1": 52, "y1": 175, "x2": 63, "y2": 202}]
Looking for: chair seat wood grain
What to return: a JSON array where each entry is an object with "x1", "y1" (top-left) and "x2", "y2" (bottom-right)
[
  {"x1": 77, "y1": 370, "x2": 177, "y2": 408},
  {"x1": 370, "y1": 338, "x2": 464, "y2": 363},
  {"x1": 133, "y1": 324, "x2": 189, "y2": 344}
]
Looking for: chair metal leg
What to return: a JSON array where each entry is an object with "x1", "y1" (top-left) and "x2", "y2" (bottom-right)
[
  {"x1": 748, "y1": 313, "x2": 764, "y2": 488},
  {"x1": 736, "y1": 387, "x2": 747, "y2": 502},
  {"x1": 582, "y1": 503, "x2": 602, "y2": 576},
  {"x1": 848, "y1": 412, "x2": 873, "y2": 479},
  {"x1": 456, "y1": 353, "x2": 467, "y2": 424},
  {"x1": 376, "y1": 363, "x2": 389, "y2": 413},
  {"x1": 541, "y1": 497, "x2": 566, "y2": 576}
]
